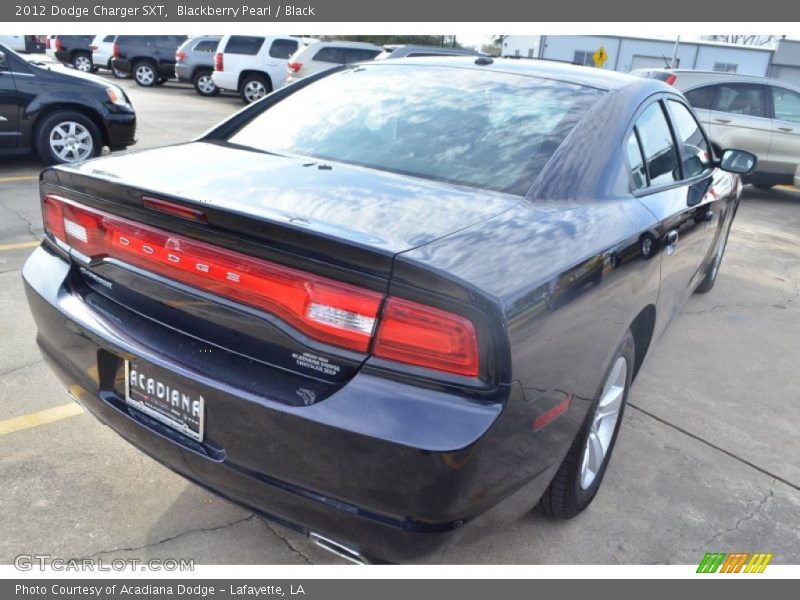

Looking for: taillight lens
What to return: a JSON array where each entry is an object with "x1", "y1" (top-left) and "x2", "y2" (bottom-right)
[
  {"x1": 176, "y1": 50, "x2": 187, "y2": 61},
  {"x1": 665, "y1": 74, "x2": 677, "y2": 85},
  {"x1": 45, "y1": 38, "x2": 51, "y2": 49},
  {"x1": 113, "y1": 43, "x2": 119, "y2": 58},
  {"x1": 90, "y1": 45, "x2": 98, "y2": 51},
  {"x1": 55, "y1": 37, "x2": 62, "y2": 51},
  {"x1": 374, "y1": 297, "x2": 479, "y2": 377},
  {"x1": 214, "y1": 52, "x2": 223, "y2": 71},
  {"x1": 287, "y1": 61, "x2": 302, "y2": 73},
  {"x1": 43, "y1": 195, "x2": 482, "y2": 375}
]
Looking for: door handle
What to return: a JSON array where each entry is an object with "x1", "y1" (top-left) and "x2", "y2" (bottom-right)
[
  {"x1": 777, "y1": 126, "x2": 794, "y2": 132},
  {"x1": 666, "y1": 230, "x2": 679, "y2": 245},
  {"x1": 713, "y1": 118, "x2": 731, "y2": 124}
]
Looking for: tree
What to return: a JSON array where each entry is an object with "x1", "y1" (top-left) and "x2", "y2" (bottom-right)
[{"x1": 702, "y1": 35, "x2": 779, "y2": 47}]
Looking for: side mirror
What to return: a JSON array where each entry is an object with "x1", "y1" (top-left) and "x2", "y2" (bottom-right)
[{"x1": 718, "y1": 149, "x2": 757, "y2": 175}]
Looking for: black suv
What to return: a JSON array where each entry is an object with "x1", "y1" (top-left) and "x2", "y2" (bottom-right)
[
  {"x1": 111, "y1": 35, "x2": 188, "y2": 87},
  {"x1": 0, "y1": 44, "x2": 136, "y2": 164},
  {"x1": 52, "y1": 35, "x2": 96, "y2": 73}
]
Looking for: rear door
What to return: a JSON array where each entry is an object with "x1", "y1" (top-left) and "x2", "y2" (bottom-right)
[
  {"x1": 629, "y1": 98, "x2": 718, "y2": 319},
  {"x1": 707, "y1": 82, "x2": 772, "y2": 170},
  {"x1": 767, "y1": 85, "x2": 800, "y2": 180},
  {"x1": 265, "y1": 38, "x2": 299, "y2": 82},
  {"x1": 0, "y1": 50, "x2": 20, "y2": 149}
]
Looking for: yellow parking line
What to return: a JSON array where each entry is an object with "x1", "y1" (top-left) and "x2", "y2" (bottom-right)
[
  {"x1": 0, "y1": 402, "x2": 84, "y2": 437},
  {"x1": 0, "y1": 240, "x2": 40, "y2": 252},
  {"x1": 0, "y1": 175, "x2": 38, "y2": 183}
]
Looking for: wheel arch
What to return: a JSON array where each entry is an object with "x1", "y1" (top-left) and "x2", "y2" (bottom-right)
[
  {"x1": 31, "y1": 103, "x2": 109, "y2": 149},
  {"x1": 237, "y1": 69, "x2": 272, "y2": 91}
]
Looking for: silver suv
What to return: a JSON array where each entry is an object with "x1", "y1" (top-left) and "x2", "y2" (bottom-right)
[{"x1": 632, "y1": 69, "x2": 800, "y2": 188}]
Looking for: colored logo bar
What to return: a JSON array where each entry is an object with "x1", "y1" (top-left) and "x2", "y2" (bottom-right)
[{"x1": 697, "y1": 552, "x2": 773, "y2": 573}]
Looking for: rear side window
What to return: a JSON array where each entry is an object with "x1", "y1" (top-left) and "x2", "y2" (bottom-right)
[
  {"x1": 345, "y1": 48, "x2": 381, "y2": 62},
  {"x1": 228, "y1": 65, "x2": 603, "y2": 195},
  {"x1": 103, "y1": 35, "x2": 115, "y2": 43},
  {"x1": 224, "y1": 36, "x2": 264, "y2": 55},
  {"x1": 684, "y1": 85, "x2": 718, "y2": 110},
  {"x1": 193, "y1": 40, "x2": 218, "y2": 53},
  {"x1": 635, "y1": 102, "x2": 680, "y2": 187},
  {"x1": 667, "y1": 100, "x2": 712, "y2": 178},
  {"x1": 771, "y1": 86, "x2": 800, "y2": 124},
  {"x1": 269, "y1": 39, "x2": 299, "y2": 59},
  {"x1": 312, "y1": 47, "x2": 348, "y2": 64},
  {"x1": 714, "y1": 83, "x2": 766, "y2": 118},
  {"x1": 626, "y1": 132, "x2": 648, "y2": 190}
]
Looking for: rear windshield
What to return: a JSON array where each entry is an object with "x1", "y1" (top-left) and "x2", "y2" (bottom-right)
[{"x1": 228, "y1": 65, "x2": 603, "y2": 194}]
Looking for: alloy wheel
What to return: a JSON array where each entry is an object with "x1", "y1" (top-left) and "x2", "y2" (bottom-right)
[
  {"x1": 580, "y1": 356, "x2": 627, "y2": 489},
  {"x1": 197, "y1": 75, "x2": 216, "y2": 95},
  {"x1": 244, "y1": 80, "x2": 267, "y2": 102},
  {"x1": 135, "y1": 64, "x2": 155, "y2": 85},
  {"x1": 49, "y1": 121, "x2": 94, "y2": 163},
  {"x1": 74, "y1": 55, "x2": 92, "y2": 72}
]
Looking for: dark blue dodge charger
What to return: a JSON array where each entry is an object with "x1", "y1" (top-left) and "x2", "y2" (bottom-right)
[{"x1": 23, "y1": 58, "x2": 755, "y2": 563}]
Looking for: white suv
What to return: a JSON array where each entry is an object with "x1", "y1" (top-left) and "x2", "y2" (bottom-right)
[
  {"x1": 212, "y1": 35, "x2": 303, "y2": 103},
  {"x1": 90, "y1": 35, "x2": 126, "y2": 78},
  {"x1": 284, "y1": 41, "x2": 383, "y2": 86}
]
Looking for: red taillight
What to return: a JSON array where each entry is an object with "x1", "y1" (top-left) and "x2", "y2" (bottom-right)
[
  {"x1": 214, "y1": 52, "x2": 223, "y2": 71},
  {"x1": 176, "y1": 50, "x2": 187, "y2": 61},
  {"x1": 287, "y1": 61, "x2": 302, "y2": 73},
  {"x1": 54, "y1": 37, "x2": 62, "y2": 51},
  {"x1": 113, "y1": 43, "x2": 119, "y2": 58},
  {"x1": 43, "y1": 195, "x2": 382, "y2": 352},
  {"x1": 45, "y1": 38, "x2": 51, "y2": 49},
  {"x1": 90, "y1": 45, "x2": 98, "y2": 51},
  {"x1": 374, "y1": 297, "x2": 479, "y2": 377},
  {"x1": 43, "y1": 195, "x2": 482, "y2": 375},
  {"x1": 665, "y1": 74, "x2": 677, "y2": 86}
]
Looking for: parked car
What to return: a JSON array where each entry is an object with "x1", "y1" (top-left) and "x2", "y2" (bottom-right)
[
  {"x1": 212, "y1": 34, "x2": 302, "y2": 103},
  {"x1": 23, "y1": 57, "x2": 754, "y2": 563},
  {"x1": 375, "y1": 44, "x2": 482, "y2": 60},
  {"x1": 632, "y1": 69, "x2": 800, "y2": 189},
  {"x1": 51, "y1": 35, "x2": 96, "y2": 72},
  {"x1": 91, "y1": 34, "x2": 126, "y2": 78},
  {"x1": 175, "y1": 35, "x2": 221, "y2": 96},
  {"x1": 284, "y1": 41, "x2": 383, "y2": 86},
  {"x1": 0, "y1": 35, "x2": 27, "y2": 53},
  {"x1": 0, "y1": 44, "x2": 136, "y2": 164},
  {"x1": 44, "y1": 35, "x2": 57, "y2": 60},
  {"x1": 111, "y1": 35, "x2": 188, "y2": 87}
]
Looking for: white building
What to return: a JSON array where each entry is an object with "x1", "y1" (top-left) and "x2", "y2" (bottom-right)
[{"x1": 501, "y1": 35, "x2": 774, "y2": 77}]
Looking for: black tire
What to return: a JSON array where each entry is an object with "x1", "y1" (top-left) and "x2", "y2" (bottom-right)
[
  {"x1": 109, "y1": 60, "x2": 129, "y2": 79},
  {"x1": 540, "y1": 330, "x2": 635, "y2": 519},
  {"x1": 193, "y1": 70, "x2": 219, "y2": 96},
  {"x1": 752, "y1": 183, "x2": 774, "y2": 190},
  {"x1": 156, "y1": 77, "x2": 169, "y2": 85},
  {"x1": 34, "y1": 110, "x2": 102, "y2": 165},
  {"x1": 133, "y1": 61, "x2": 158, "y2": 87},
  {"x1": 71, "y1": 51, "x2": 93, "y2": 73},
  {"x1": 239, "y1": 74, "x2": 271, "y2": 104},
  {"x1": 695, "y1": 225, "x2": 732, "y2": 294}
]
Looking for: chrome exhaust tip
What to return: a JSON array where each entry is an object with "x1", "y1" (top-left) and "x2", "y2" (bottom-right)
[{"x1": 309, "y1": 532, "x2": 367, "y2": 565}]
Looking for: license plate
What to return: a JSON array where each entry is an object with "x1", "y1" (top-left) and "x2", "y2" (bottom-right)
[{"x1": 124, "y1": 360, "x2": 205, "y2": 442}]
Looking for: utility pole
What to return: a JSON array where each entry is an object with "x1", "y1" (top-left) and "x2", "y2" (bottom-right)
[{"x1": 671, "y1": 35, "x2": 680, "y2": 68}]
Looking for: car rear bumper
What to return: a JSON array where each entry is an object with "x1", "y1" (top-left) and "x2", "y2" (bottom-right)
[
  {"x1": 211, "y1": 70, "x2": 239, "y2": 92},
  {"x1": 22, "y1": 245, "x2": 555, "y2": 562},
  {"x1": 175, "y1": 63, "x2": 193, "y2": 83},
  {"x1": 110, "y1": 58, "x2": 131, "y2": 75}
]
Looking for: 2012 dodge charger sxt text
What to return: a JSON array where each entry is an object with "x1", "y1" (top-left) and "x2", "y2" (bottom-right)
[{"x1": 22, "y1": 58, "x2": 755, "y2": 563}]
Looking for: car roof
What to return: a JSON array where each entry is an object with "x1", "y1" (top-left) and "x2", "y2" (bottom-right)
[
  {"x1": 303, "y1": 40, "x2": 384, "y2": 50},
  {"x1": 374, "y1": 56, "x2": 657, "y2": 91},
  {"x1": 641, "y1": 69, "x2": 800, "y2": 92}
]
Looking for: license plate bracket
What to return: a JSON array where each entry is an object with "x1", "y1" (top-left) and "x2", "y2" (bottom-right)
[{"x1": 124, "y1": 360, "x2": 205, "y2": 442}]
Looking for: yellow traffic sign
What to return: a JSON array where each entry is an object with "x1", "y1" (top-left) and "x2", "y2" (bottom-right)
[{"x1": 593, "y1": 46, "x2": 608, "y2": 68}]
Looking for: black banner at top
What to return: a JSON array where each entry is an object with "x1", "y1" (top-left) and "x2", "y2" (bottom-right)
[{"x1": 2, "y1": 0, "x2": 798, "y2": 22}]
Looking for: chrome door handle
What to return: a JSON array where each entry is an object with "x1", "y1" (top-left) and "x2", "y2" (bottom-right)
[
  {"x1": 713, "y1": 118, "x2": 731, "y2": 124},
  {"x1": 777, "y1": 126, "x2": 794, "y2": 132}
]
